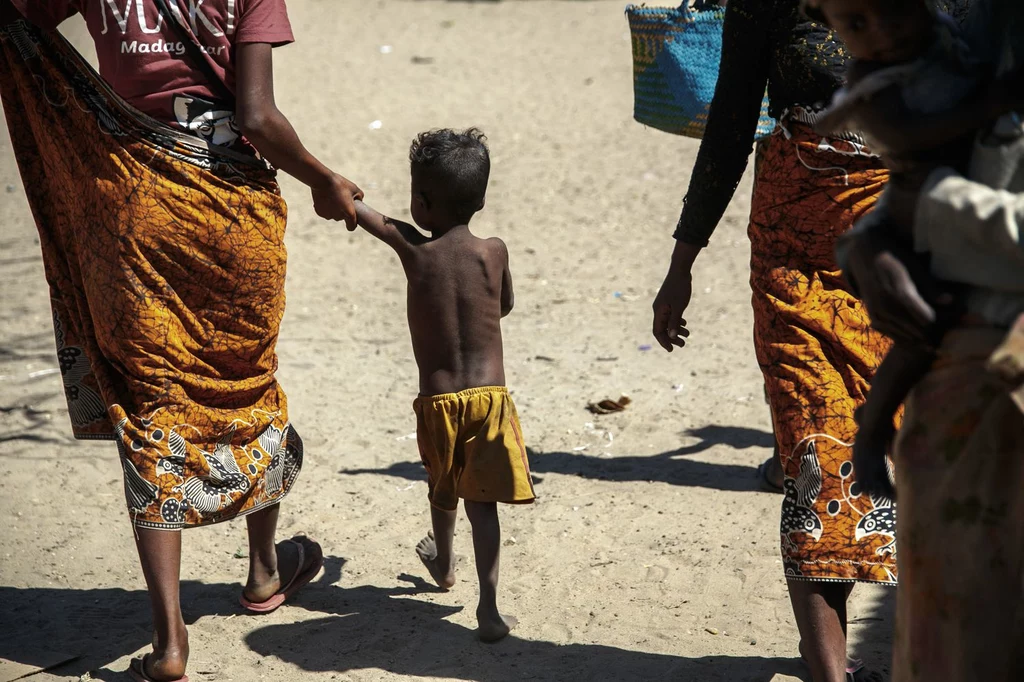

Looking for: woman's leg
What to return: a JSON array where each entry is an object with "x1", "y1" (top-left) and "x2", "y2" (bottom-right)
[
  {"x1": 242, "y1": 503, "x2": 322, "y2": 603},
  {"x1": 789, "y1": 580, "x2": 865, "y2": 682},
  {"x1": 134, "y1": 528, "x2": 188, "y2": 681}
]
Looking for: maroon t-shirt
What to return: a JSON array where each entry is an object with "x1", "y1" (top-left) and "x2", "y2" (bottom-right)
[{"x1": 12, "y1": 0, "x2": 293, "y2": 147}]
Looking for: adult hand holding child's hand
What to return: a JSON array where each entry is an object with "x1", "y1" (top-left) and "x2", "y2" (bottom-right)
[{"x1": 312, "y1": 173, "x2": 364, "y2": 230}]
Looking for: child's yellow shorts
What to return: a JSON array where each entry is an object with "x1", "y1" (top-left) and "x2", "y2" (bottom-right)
[{"x1": 413, "y1": 386, "x2": 535, "y2": 511}]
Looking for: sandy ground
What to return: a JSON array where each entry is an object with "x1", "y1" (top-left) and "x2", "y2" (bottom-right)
[{"x1": 0, "y1": 2, "x2": 895, "y2": 680}]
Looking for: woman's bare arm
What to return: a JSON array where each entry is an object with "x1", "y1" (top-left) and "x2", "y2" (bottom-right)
[{"x1": 234, "y1": 42, "x2": 362, "y2": 228}]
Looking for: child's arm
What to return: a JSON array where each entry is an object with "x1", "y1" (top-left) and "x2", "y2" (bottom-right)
[
  {"x1": 492, "y1": 238, "x2": 514, "y2": 317},
  {"x1": 854, "y1": 343, "x2": 935, "y2": 500},
  {"x1": 354, "y1": 201, "x2": 429, "y2": 253},
  {"x1": 235, "y1": 43, "x2": 361, "y2": 228}
]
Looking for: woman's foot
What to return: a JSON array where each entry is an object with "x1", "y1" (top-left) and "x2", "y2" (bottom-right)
[
  {"x1": 242, "y1": 536, "x2": 323, "y2": 604},
  {"x1": 416, "y1": 532, "x2": 456, "y2": 589},
  {"x1": 846, "y1": 660, "x2": 883, "y2": 682},
  {"x1": 799, "y1": 641, "x2": 881, "y2": 682},
  {"x1": 476, "y1": 605, "x2": 517, "y2": 643},
  {"x1": 132, "y1": 629, "x2": 188, "y2": 682},
  {"x1": 757, "y1": 455, "x2": 784, "y2": 493}
]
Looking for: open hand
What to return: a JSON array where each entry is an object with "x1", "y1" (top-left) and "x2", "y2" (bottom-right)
[
  {"x1": 652, "y1": 263, "x2": 693, "y2": 353},
  {"x1": 312, "y1": 173, "x2": 364, "y2": 230}
]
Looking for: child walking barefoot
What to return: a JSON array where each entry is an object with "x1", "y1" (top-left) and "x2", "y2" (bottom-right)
[{"x1": 354, "y1": 128, "x2": 535, "y2": 643}]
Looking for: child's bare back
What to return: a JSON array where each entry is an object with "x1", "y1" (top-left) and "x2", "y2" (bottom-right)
[{"x1": 403, "y1": 230, "x2": 512, "y2": 396}]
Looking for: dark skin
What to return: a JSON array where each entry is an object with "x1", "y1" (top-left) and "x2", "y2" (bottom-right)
[
  {"x1": 0, "y1": 35, "x2": 356, "y2": 682},
  {"x1": 813, "y1": 0, "x2": 1024, "y2": 499},
  {"x1": 353, "y1": 179, "x2": 517, "y2": 642},
  {"x1": 234, "y1": 43, "x2": 363, "y2": 227},
  {"x1": 123, "y1": 41, "x2": 359, "y2": 682}
]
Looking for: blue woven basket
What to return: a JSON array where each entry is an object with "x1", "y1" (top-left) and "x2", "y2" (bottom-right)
[{"x1": 626, "y1": 2, "x2": 775, "y2": 140}]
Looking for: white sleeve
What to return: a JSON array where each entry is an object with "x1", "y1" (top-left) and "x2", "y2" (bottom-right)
[{"x1": 915, "y1": 167, "x2": 1024, "y2": 289}]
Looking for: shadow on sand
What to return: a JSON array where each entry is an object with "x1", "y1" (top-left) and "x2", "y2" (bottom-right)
[{"x1": 342, "y1": 424, "x2": 776, "y2": 492}]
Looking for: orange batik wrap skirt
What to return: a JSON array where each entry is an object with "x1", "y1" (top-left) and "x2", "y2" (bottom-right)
[
  {"x1": 0, "y1": 16, "x2": 302, "y2": 530},
  {"x1": 750, "y1": 120, "x2": 898, "y2": 584}
]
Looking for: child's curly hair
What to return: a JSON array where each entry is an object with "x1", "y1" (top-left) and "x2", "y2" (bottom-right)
[{"x1": 410, "y1": 128, "x2": 490, "y2": 222}]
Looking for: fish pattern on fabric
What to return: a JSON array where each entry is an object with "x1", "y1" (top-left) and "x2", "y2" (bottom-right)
[
  {"x1": 750, "y1": 121, "x2": 898, "y2": 584},
  {"x1": 0, "y1": 15, "x2": 303, "y2": 530}
]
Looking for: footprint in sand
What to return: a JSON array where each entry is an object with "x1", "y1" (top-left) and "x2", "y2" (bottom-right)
[
  {"x1": 539, "y1": 622, "x2": 572, "y2": 643},
  {"x1": 645, "y1": 564, "x2": 670, "y2": 582}
]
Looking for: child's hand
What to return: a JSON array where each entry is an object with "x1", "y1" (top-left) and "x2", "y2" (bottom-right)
[{"x1": 312, "y1": 173, "x2": 364, "y2": 231}]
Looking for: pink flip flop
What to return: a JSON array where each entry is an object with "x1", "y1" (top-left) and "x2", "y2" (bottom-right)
[
  {"x1": 128, "y1": 655, "x2": 188, "y2": 682},
  {"x1": 239, "y1": 536, "x2": 324, "y2": 614}
]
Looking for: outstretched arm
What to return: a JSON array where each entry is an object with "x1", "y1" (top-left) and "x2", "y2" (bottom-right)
[
  {"x1": 235, "y1": 43, "x2": 362, "y2": 228},
  {"x1": 354, "y1": 201, "x2": 429, "y2": 254}
]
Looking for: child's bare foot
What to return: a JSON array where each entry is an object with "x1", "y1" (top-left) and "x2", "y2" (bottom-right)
[
  {"x1": 477, "y1": 607, "x2": 517, "y2": 643},
  {"x1": 416, "y1": 532, "x2": 455, "y2": 589}
]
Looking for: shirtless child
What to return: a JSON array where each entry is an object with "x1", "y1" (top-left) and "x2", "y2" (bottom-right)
[{"x1": 353, "y1": 128, "x2": 535, "y2": 643}]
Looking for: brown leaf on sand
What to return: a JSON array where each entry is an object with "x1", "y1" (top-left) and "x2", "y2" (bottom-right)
[{"x1": 586, "y1": 395, "x2": 631, "y2": 415}]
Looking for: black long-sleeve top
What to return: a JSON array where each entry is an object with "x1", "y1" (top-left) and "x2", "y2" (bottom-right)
[{"x1": 674, "y1": 0, "x2": 972, "y2": 247}]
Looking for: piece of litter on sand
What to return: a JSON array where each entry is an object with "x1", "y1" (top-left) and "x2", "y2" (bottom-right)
[
  {"x1": 673, "y1": 383, "x2": 685, "y2": 392},
  {"x1": 638, "y1": 344, "x2": 652, "y2": 352},
  {"x1": 504, "y1": 536, "x2": 517, "y2": 546},
  {"x1": 396, "y1": 483, "x2": 415, "y2": 492},
  {"x1": 586, "y1": 395, "x2": 631, "y2": 415},
  {"x1": 534, "y1": 355, "x2": 556, "y2": 362},
  {"x1": 368, "y1": 120, "x2": 383, "y2": 130},
  {"x1": 411, "y1": 55, "x2": 435, "y2": 65},
  {"x1": 395, "y1": 432, "x2": 417, "y2": 441},
  {"x1": 379, "y1": 45, "x2": 393, "y2": 54},
  {"x1": 705, "y1": 627, "x2": 719, "y2": 635},
  {"x1": 573, "y1": 445, "x2": 588, "y2": 452},
  {"x1": 596, "y1": 356, "x2": 618, "y2": 362}
]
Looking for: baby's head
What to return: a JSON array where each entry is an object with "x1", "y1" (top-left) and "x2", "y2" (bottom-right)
[
  {"x1": 803, "y1": 0, "x2": 936, "y2": 63},
  {"x1": 409, "y1": 128, "x2": 490, "y2": 232}
]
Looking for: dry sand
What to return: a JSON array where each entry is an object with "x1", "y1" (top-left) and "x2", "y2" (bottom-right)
[{"x1": 0, "y1": 2, "x2": 894, "y2": 680}]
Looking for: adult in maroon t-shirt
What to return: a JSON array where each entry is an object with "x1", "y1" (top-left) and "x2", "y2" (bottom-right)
[
  {"x1": 6, "y1": 3, "x2": 362, "y2": 681},
  {"x1": 17, "y1": 0, "x2": 290, "y2": 147},
  {"x1": 12, "y1": 0, "x2": 360, "y2": 221}
]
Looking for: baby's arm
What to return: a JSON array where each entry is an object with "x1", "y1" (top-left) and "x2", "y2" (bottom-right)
[
  {"x1": 354, "y1": 201, "x2": 428, "y2": 254},
  {"x1": 492, "y1": 239, "x2": 514, "y2": 317},
  {"x1": 854, "y1": 343, "x2": 935, "y2": 500}
]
